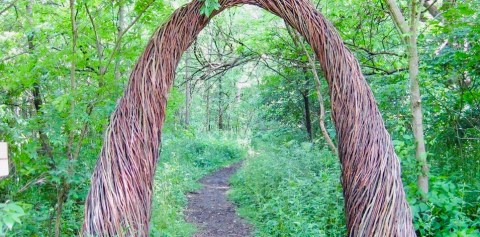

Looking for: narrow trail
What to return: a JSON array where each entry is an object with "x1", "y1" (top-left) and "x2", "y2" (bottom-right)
[{"x1": 185, "y1": 162, "x2": 252, "y2": 237}]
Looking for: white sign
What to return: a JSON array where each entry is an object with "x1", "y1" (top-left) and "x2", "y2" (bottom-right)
[{"x1": 0, "y1": 142, "x2": 8, "y2": 177}]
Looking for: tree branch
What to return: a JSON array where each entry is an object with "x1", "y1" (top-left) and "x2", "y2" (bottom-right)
[
  {"x1": 363, "y1": 65, "x2": 407, "y2": 75},
  {"x1": 384, "y1": 0, "x2": 410, "y2": 38},
  {"x1": 344, "y1": 42, "x2": 403, "y2": 57},
  {"x1": 0, "y1": 0, "x2": 19, "y2": 16},
  {"x1": 104, "y1": 1, "x2": 154, "y2": 71},
  {"x1": 422, "y1": 0, "x2": 440, "y2": 18},
  {"x1": 0, "y1": 51, "x2": 28, "y2": 62},
  {"x1": 85, "y1": 3, "x2": 106, "y2": 84}
]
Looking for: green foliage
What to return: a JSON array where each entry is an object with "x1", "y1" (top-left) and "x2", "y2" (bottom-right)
[
  {"x1": 0, "y1": 0, "x2": 479, "y2": 236},
  {"x1": 0, "y1": 0, "x2": 176, "y2": 235},
  {"x1": 199, "y1": 0, "x2": 221, "y2": 17},
  {"x1": 150, "y1": 133, "x2": 246, "y2": 236},
  {"x1": 0, "y1": 202, "x2": 25, "y2": 236},
  {"x1": 407, "y1": 178, "x2": 480, "y2": 237},
  {"x1": 230, "y1": 139, "x2": 346, "y2": 236}
]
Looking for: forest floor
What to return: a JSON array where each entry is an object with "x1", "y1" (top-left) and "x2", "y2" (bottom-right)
[{"x1": 185, "y1": 162, "x2": 252, "y2": 237}]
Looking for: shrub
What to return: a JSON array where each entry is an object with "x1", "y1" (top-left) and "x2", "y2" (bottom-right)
[
  {"x1": 407, "y1": 177, "x2": 480, "y2": 237},
  {"x1": 230, "y1": 141, "x2": 346, "y2": 236}
]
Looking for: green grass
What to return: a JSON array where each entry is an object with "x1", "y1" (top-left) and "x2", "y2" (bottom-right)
[{"x1": 149, "y1": 133, "x2": 246, "y2": 236}]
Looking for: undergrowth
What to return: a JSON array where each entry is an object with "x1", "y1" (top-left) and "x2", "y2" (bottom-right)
[
  {"x1": 149, "y1": 132, "x2": 246, "y2": 236},
  {"x1": 230, "y1": 132, "x2": 479, "y2": 237},
  {"x1": 229, "y1": 140, "x2": 346, "y2": 237}
]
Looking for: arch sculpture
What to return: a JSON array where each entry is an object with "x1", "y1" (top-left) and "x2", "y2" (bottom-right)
[{"x1": 82, "y1": 0, "x2": 415, "y2": 236}]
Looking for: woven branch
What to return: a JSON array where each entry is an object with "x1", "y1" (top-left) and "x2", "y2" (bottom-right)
[{"x1": 82, "y1": 0, "x2": 415, "y2": 236}]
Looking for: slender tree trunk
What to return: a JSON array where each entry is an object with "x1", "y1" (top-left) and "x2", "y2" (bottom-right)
[
  {"x1": 185, "y1": 51, "x2": 191, "y2": 127},
  {"x1": 54, "y1": 183, "x2": 68, "y2": 237},
  {"x1": 115, "y1": 3, "x2": 125, "y2": 81},
  {"x1": 298, "y1": 39, "x2": 337, "y2": 154},
  {"x1": 55, "y1": 1, "x2": 77, "y2": 235},
  {"x1": 385, "y1": 0, "x2": 429, "y2": 195},
  {"x1": 26, "y1": 1, "x2": 55, "y2": 162},
  {"x1": 32, "y1": 85, "x2": 54, "y2": 160},
  {"x1": 205, "y1": 83, "x2": 210, "y2": 131},
  {"x1": 185, "y1": 80, "x2": 191, "y2": 127},
  {"x1": 85, "y1": 4, "x2": 105, "y2": 85},
  {"x1": 301, "y1": 90, "x2": 313, "y2": 141},
  {"x1": 226, "y1": 114, "x2": 230, "y2": 130},
  {"x1": 292, "y1": 24, "x2": 337, "y2": 153},
  {"x1": 218, "y1": 79, "x2": 224, "y2": 130},
  {"x1": 67, "y1": 0, "x2": 77, "y2": 161},
  {"x1": 409, "y1": 0, "x2": 429, "y2": 195},
  {"x1": 423, "y1": 0, "x2": 440, "y2": 18}
]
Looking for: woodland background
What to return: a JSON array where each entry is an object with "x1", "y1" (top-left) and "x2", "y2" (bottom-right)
[{"x1": 0, "y1": 0, "x2": 479, "y2": 236}]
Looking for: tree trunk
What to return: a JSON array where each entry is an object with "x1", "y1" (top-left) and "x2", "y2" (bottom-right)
[
  {"x1": 298, "y1": 34, "x2": 337, "y2": 154},
  {"x1": 66, "y1": 0, "x2": 77, "y2": 160},
  {"x1": 289, "y1": 23, "x2": 335, "y2": 151},
  {"x1": 185, "y1": 51, "x2": 191, "y2": 127},
  {"x1": 185, "y1": 80, "x2": 191, "y2": 127},
  {"x1": 301, "y1": 90, "x2": 313, "y2": 141},
  {"x1": 423, "y1": 0, "x2": 440, "y2": 18},
  {"x1": 114, "y1": 3, "x2": 125, "y2": 81},
  {"x1": 409, "y1": 0, "x2": 429, "y2": 195},
  {"x1": 55, "y1": 1, "x2": 78, "y2": 235},
  {"x1": 385, "y1": 0, "x2": 429, "y2": 195},
  {"x1": 26, "y1": 1, "x2": 54, "y2": 162},
  {"x1": 218, "y1": 79, "x2": 224, "y2": 130},
  {"x1": 205, "y1": 83, "x2": 211, "y2": 131}
]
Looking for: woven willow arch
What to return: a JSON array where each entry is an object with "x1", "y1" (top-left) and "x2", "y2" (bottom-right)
[{"x1": 82, "y1": 0, "x2": 415, "y2": 236}]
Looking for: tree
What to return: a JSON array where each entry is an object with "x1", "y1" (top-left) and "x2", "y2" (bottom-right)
[
  {"x1": 286, "y1": 23, "x2": 337, "y2": 152},
  {"x1": 0, "y1": 0, "x2": 173, "y2": 235},
  {"x1": 384, "y1": 0, "x2": 431, "y2": 195}
]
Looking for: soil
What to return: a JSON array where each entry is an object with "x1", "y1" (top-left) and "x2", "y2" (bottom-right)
[{"x1": 185, "y1": 162, "x2": 253, "y2": 237}]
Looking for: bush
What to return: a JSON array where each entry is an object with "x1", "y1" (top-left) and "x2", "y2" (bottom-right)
[
  {"x1": 0, "y1": 201, "x2": 25, "y2": 236},
  {"x1": 229, "y1": 141, "x2": 346, "y2": 236},
  {"x1": 407, "y1": 177, "x2": 480, "y2": 237}
]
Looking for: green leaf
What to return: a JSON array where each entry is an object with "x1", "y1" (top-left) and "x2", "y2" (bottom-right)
[
  {"x1": 200, "y1": 0, "x2": 220, "y2": 17},
  {"x1": 3, "y1": 216, "x2": 14, "y2": 230}
]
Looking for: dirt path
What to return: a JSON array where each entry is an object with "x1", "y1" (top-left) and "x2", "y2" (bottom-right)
[{"x1": 185, "y1": 162, "x2": 252, "y2": 237}]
